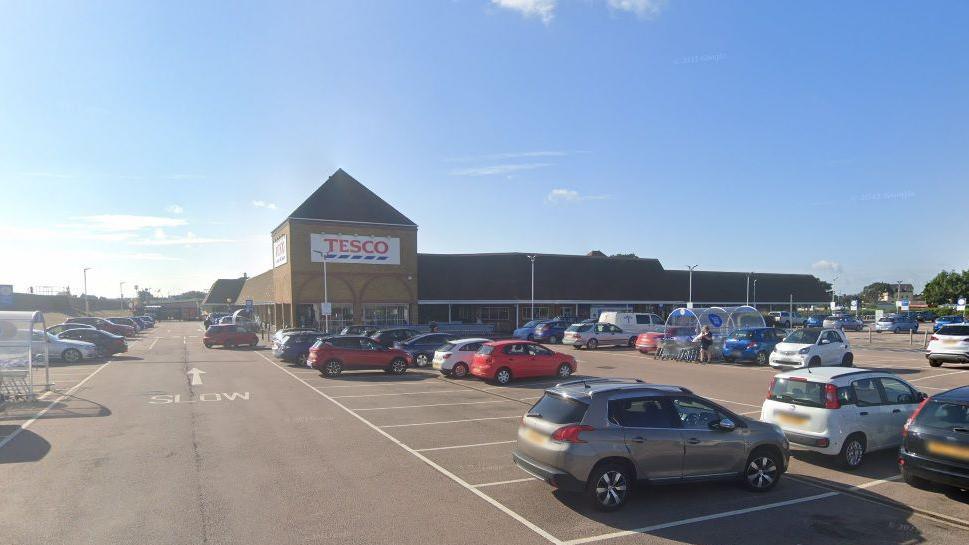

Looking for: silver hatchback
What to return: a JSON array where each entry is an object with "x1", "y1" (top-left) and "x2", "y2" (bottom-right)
[{"x1": 513, "y1": 378, "x2": 790, "y2": 511}]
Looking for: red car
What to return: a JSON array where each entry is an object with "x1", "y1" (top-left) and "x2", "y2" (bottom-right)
[
  {"x1": 634, "y1": 331, "x2": 665, "y2": 354},
  {"x1": 66, "y1": 316, "x2": 135, "y2": 337},
  {"x1": 308, "y1": 336, "x2": 411, "y2": 377},
  {"x1": 470, "y1": 340, "x2": 577, "y2": 385},
  {"x1": 203, "y1": 325, "x2": 259, "y2": 348}
]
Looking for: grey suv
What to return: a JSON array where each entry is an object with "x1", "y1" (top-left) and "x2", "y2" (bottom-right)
[{"x1": 513, "y1": 378, "x2": 790, "y2": 511}]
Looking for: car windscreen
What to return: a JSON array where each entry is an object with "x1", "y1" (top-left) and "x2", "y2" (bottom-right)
[
  {"x1": 769, "y1": 378, "x2": 825, "y2": 408},
  {"x1": 937, "y1": 325, "x2": 969, "y2": 336},
  {"x1": 566, "y1": 324, "x2": 592, "y2": 332},
  {"x1": 522, "y1": 320, "x2": 540, "y2": 328},
  {"x1": 878, "y1": 317, "x2": 894, "y2": 322},
  {"x1": 528, "y1": 394, "x2": 589, "y2": 424},
  {"x1": 783, "y1": 329, "x2": 820, "y2": 344},
  {"x1": 729, "y1": 330, "x2": 755, "y2": 340},
  {"x1": 913, "y1": 400, "x2": 969, "y2": 429},
  {"x1": 477, "y1": 345, "x2": 494, "y2": 355}
]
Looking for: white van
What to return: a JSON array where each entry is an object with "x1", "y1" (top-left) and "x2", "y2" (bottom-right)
[{"x1": 597, "y1": 312, "x2": 664, "y2": 335}]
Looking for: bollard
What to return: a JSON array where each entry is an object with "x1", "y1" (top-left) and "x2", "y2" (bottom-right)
[
  {"x1": 868, "y1": 326, "x2": 872, "y2": 344},
  {"x1": 910, "y1": 328, "x2": 913, "y2": 346},
  {"x1": 923, "y1": 330, "x2": 929, "y2": 349}
]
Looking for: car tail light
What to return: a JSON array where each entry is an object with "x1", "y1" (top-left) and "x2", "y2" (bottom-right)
[
  {"x1": 551, "y1": 425, "x2": 595, "y2": 444},
  {"x1": 824, "y1": 383, "x2": 840, "y2": 409},
  {"x1": 903, "y1": 398, "x2": 929, "y2": 438},
  {"x1": 767, "y1": 377, "x2": 775, "y2": 399},
  {"x1": 573, "y1": 334, "x2": 582, "y2": 340},
  {"x1": 442, "y1": 353, "x2": 451, "y2": 359},
  {"x1": 930, "y1": 335, "x2": 938, "y2": 341}
]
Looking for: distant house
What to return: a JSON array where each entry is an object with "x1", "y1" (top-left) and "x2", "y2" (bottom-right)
[
  {"x1": 880, "y1": 284, "x2": 914, "y2": 303},
  {"x1": 201, "y1": 276, "x2": 248, "y2": 312}
]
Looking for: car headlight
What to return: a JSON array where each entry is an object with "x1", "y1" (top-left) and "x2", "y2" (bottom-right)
[{"x1": 798, "y1": 347, "x2": 811, "y2": 354}]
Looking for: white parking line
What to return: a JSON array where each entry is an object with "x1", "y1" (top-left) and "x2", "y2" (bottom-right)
[
  {"x1": 314, "y1": 381, "x2": 454, "y2": 389},
  {"x1": 705, "y1": 397, "x2": 762, "y2": 408},
  {"x1": 147, "y1": 337, "x2": 160, "y2": 351},
  {"x1": 907, "y1": 370, "x2": 966, "y2": 382},
  {"x1": 380, "y1": 415, "x2": 523, "y2": 429},
  {"x1": 563, "y1": 492, "x2": 839, "y2": 545},
  {"x1": 255, "y1": 352, "x2": 562, "y2": 544},
  {"x1": 473, "y1": 477, "x2": 538, "y2": 488},
  {"x1": 415, "y1": 440, "x2": 518, "y2": 452},
  {"x1": 354, "y1": 400, "x2": 514, "y2": 411},
  {"x1": 330, "y1": 389, "x2": 474, "y2": 399}
]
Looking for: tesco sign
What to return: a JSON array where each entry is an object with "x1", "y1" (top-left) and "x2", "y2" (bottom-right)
[{"x1": 310, "y1": 233, "x2": 400, "y2": 265}]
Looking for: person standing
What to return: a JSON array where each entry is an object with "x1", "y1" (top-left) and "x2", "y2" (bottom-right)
[{"x1": 698, "y1": 325, "x2": 713, "y2": 363}]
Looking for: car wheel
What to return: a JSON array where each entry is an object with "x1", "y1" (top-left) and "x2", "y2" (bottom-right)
[
  {"x1": 724, "y1": 356, "x2": 735, "y2": 363},
  {"x1": 297, "y1": 353, "x2": 308, "y2": 366},
  {"x1": 587, "y1": 338, "x2": 599, "y2": 350},
  {"x1": 839, "y1": 434, "x2": 866, "y2": 469},
  {"x1": 62, "y1": 348, "x2": 82, "y2": 363},
  {"x1": 415, "y1": 353, "x2": 430, "y2": 367},
  {"x1": 249, "y1": 341, "x2": 257, "y2": 348},
  {"x1": 841, "y1": 353, "x2": 853, "y2": 367},
  {"x1": 587, "y1": 462, "x2": 632, "y2": 512},
  {"x1": 323, "y1": 359, "x2": 343, "y2": 377},
  {"x1": 557, "y1": 363, "x2": 572, "y2": 378},
  {"x1": 549, "y1": 335, "x2": 559, "y2": 344},
  {"x1": 743, "y1": 448, "x2": 781, "y2": 492},
  {"x1": 807, "y1": 356, "x2": 821, "y2": 367},
  {"x1": 495, "y1": 367, "x2": 512, "y2": 385},
  {"x1": 755, "y1": 352, "x2": 768, "y2": 366},
  {"x1": 628, "y1": 336, "x2": 637, "y2": 347},
  {"x1": 893, "y1": 328, "x2": 899, "y2": 334},
  {"x1": 96, "y1": 346, "x2": 108, "y2": 358},
  {"x1": 452, "y1": 362, "x2": 469, "y2": 378},
  {"x1": 928, "y1": 359, "x2": 942, "y2": 368},
  {"x1": 390, "y1": 358, "x2": 408, "y2": 375}
]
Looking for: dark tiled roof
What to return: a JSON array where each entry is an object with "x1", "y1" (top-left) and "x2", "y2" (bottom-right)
[
  {"x1": 417, "y1": 253, "x2": 828, "y2": 303},
  {"x1": 236, "y1": 270, "x2": 274, "y2": 304},
  {"x1": 287, "y1": 169, "x2": 416, "y2": 227},
  {"x1": 202, "y1": 278, "x2": 247, "y2": 307}
]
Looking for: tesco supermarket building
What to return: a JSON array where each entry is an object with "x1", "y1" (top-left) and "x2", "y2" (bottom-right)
[{"x1": 215, "y1": 169, "x2": 828, "y2": 332}]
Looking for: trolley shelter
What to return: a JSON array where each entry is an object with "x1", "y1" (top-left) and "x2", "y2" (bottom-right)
[
  {"x1": 660, "y1": 306, "x2": 765, "y2": 360},
  {"x1": 0, "y1": 311, "x2": 51, "y2": 402}
]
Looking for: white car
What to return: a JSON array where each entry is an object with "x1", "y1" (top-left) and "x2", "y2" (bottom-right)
[
  {"x1": 769, "y1": 328, "x2": 853, "y2": 369},
  {"x1": 32, "y1": 331, "x2": 99, "y2": 363},
  {"x1": 432, "y1": 337, "x2": 490, "y2": 378},
  {"x1": 563, "y1": 322, "x2": 633, "y2": 349},
  {"x1": 597, "y1": 311, "x2": 664, "y2": 336},
  {"x1": 926, "y1": 324, "x2": 969, "y2": 367},
  {"x1": 762, "y1": 368, "x2": 924, "y2": 468},
  {"x1": 769, "y1": 311, "x2": 805, "y2": 328}
]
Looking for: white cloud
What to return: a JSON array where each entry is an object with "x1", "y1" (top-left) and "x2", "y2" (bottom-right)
[
  {"x1": 811, "y1": 260, "x2": 842, "y2": 273},
  {"x1": 450, "y1": 162, "x2": 553, "y2": 176},
  {"x1": 545, "y1": 188, "x2": 610, "y2": 204},
  {"x1": 607, "y1": 0, "x2": 667, "y2": 19},
  {"x1": 70, "y1": 215, "x2": 188, "y2": 232},
  {"x1": 492, "y1": 0, "x2": 556, "y2": 24},
  {"x1": 0, "y1": 225, "x2": 135, "y2": 242},
  {"x1": 165, "y1": 204, "x2": 184, "y2": 214},
  {"x1": 252, "y1": 200, "x2": 277, "y2": 210},
  {"x1": 132, "y1": 232, "x2": 233, "y2": 246}
]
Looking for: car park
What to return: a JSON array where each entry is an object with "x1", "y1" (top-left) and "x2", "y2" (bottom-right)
[
  {"x1": 203, "y1": 324, "x2": 258, "y2": 348},
  {"x1": 46, "y1": 323, "x2": 96, "y2": 336},
  {"x1": 394, "y1": 332, "x2": 456, "y2": 367},
  {"x1": 66, "y1": 316, "x2": 134, "y2": 337},
  {"x1": 57, "y1": 328, "x2": 127, "y2": 357},
  {"x1": 804, "y1": 314, "x2": 827, "y2": 328},
  {"x1": 822, "y1": 315, "x2": 864, "y2": 331},
  {"x1": 768, "y1": 311, "x2": 805, "y2": 328},
  {"x1": 769, "y1": 328, "x2": 853, "y2": 369},
  {"x1": 272, "y1": 332, "x2": 329, "y2": 364},
  {"x1": 875, "y1": 314, "x2": 919, "y2": 333},
  {"x1": 563, "y1": 322, "x2": 634, "y2": 349},
  {"x1": 722, "y1": 327, "x2": 788, "y2": 365},
  {"x1": 934, "y1": 315, "x2": 966, "y2": 332},
  {"x1": 308, "y1": 335, "x2": 411, "y2": 376},
  {"x1": 32, "y1": 331, "x2": 99, "y2": 363},
  {"x1": 470, "y1": 340, "x2": 576, "y2": 384},
  {"x1": 371, "y1": 327, "x2": 421, "y2": 348},
  {"x1": 432, "y1": 337, "x2": 490, "y2": 378},
  {"x1": 531, "y1": 319, "x2": 575, "y2": 344},
  {"x1": 762, "y1": 368, "x2": 923, "y2": 468},
  {"x1": 925, "y1": 324, "x2": 969, "y2": 367},
  {"x1": 108, "y1": 316, "x2": 142, "y2": 333},
  {"x1": 514, "y1": 378, "x2": 789, "y2": 511},
  {"x1": 597, "y1": 311, "x2": 664, "y2": 336},
  {"x1": 899, "y1": 385, "x2": 969, "y2": 491}
]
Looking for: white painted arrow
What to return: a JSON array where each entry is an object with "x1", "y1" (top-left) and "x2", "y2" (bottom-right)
[{"x1": 187, "y1": 368, "x2": 206, "y2": 386}]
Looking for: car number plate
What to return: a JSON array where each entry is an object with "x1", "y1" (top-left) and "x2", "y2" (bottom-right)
[
  {"x1": 432, "y1": 361, "x2": 441, "y2": 369},
  {"x1": 775, "y1": 412, "x2": 808, "y2": 426},
  {"x1": 522, "y1": 427, "x2": 547, "y2": 445},
  {"x1": 943, "y1": 339, "x2": 958, "y2": 345},
  {"x1": 926, "y1": 440, "x2": 969, "y2": 460}
]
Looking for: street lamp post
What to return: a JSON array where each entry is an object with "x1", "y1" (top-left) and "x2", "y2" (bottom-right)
[
  {"x1": 120, "y1": 281, "x2": 126, "y2": 311},
  {"x1": 313, "y1": 250, "x2": 329, "y2": 333},
  {"x1": 746, "y1": 273, "x2": 751, "y2": 306},
  {"x1": 83, "y1": 267, "x2": 92, "y2": 314},
  {"x1": 752, "y1": 279, "x2": 758, "y2": 309},
  {"x1": 687, "y1": 265, "x2": 699, "y2": 308},
  {"x1": 527, "y1": 255, "x2": 536, "y2": 321},
  {"x1": 896, "y1": 280, "x2": 903, "y2": 309}
]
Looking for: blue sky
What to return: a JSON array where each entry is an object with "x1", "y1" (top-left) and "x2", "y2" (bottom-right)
[{"x1": 1, "y1": 0, "x2": 967, "y2": 298}]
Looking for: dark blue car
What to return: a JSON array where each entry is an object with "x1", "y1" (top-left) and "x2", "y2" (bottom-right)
[
  {"x1": 934, "y1": 315, "x2": 966, "y2": 332},
  {"x1": 273, "y1": 332, "x2": 329, "y2": 364},
  {"x1": 722, "y1": 327, "x2": 788, "y2": 365},
  {"x1": 394, "y1": 332, "x2": 456, "y2": 367},
  {"x1": 804, "y1": 314, "x2": 827, "y2": 328},
  {"x1": 531, "y1": 319, "x2": 574, "y2": 344}
]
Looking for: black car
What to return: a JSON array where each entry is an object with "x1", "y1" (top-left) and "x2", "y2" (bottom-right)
[
  {"x1": 57, "y1": 328, "x2": 128, "y2": 357},
  {"x1": 916, "y1": 311, "x2": 938, "y2": 323},
  {"x1": 339, "y1": 325, "x2": 379, "y2": 336},
  {"x1": 899, "y1": 385, "x2": 969, "y2": 491},
  {"x1": 371, "y1": 327, "x2": 421, "y2": 348}
]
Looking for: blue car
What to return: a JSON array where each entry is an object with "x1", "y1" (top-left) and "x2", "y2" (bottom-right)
[
  {"x1": 394, "y1": 332, "x2": 456, "y2": 367},
  {"x1": 531, "y1": 319, "x2": 574, "y2": 344},
  {"x1": 273, "y1": 332, "x2": 329, "y2": 364},
  {"x1": 512, "y1": 320, "x2": 544, "y2": 340},
  {"x1": 722, "y1": 327, "x2": 788, "y2": 365},
  {"x1": 934, "y1": 315, "x2": 966, "y2": 332},
  {"x1": 804, "y1": 314, "x2": 827, "y2": 328}
]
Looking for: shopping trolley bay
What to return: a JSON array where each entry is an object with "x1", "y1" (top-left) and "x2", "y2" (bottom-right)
[{"x1": 1, "y1": 321, "x2": 968, "y2": 545}]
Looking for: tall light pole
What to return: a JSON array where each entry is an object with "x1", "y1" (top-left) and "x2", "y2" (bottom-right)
[
  {"x1": 687, "y1": 265, "x2": 699, "y2": 308},
  {"x1": 120, "y1": 281, "x2": 126, "y2": 311},
  {"x1": 313, "y1": 250, "x2": 329, "y2": 332},
  {"x1": 83, "y1": 267, "x2": 92, "y2": 314},
  {"x1": 527, "y1": 255, "x2": 536, "y2": 321},
  {"x1": 896, "y1": 280, "x2": 903, "y2": 309},
  {"x1": 752, "y1": 278, "x2": 758, "y2": 309}
]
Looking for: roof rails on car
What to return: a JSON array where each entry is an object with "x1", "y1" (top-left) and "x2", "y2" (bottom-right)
[{"x1": 556, "y1": 377, "x2": 645, "y2": 388}]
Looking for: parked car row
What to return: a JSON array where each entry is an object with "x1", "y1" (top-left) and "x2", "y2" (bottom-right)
[{"x1": 35, "y1": 314, "x2": 153, "y2": 362}]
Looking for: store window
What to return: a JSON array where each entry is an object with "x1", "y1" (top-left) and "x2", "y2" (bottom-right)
[
  {"x1": 322, "y1": 303, "x2": 354, "y2": 332},
  {"x1": 364, "y1": 304, "x2": 409, "y2": 326},
  {"x1": 479, "y1": 307, "x2": 511, "y2": 321}
]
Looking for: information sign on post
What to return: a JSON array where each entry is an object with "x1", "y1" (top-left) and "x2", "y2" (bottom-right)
[
  {"x1": 321, "y1": 302, "x2": 332, "y2": 316},
  {"x1": 958, "y1": 297, "x2": 966, "y2": 312},
  {"x1": 901, "y1": 299, "x2": 910, "y2": 312}
]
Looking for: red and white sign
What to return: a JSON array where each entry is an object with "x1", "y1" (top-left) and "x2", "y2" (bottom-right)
[{"x1": 310, "y1": 233, "x2": 400, "y2": 265}]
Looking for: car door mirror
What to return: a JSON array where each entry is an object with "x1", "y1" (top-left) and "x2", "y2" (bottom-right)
[
  {"x1": 712, "y1": 418, "x2": 736, "y2": 432},
  {"x1": 819, "y1": 339, "x2": 830, "y2": 345},
  {"x1": 918, "y1": 391, "x2": 928, "y2": 401}
]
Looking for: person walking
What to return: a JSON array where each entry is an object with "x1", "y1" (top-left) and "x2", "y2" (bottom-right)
[{"x1": 697, "y1": 325, "x2": 713, "y2": 363}]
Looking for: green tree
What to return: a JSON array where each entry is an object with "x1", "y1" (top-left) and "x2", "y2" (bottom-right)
[
  {"x1": 860, "y1": 282, "x2": 892, "y2": 303},
  {"x1": 610, "y1": 253, "x2": 639, "y2": 258},
  {"x1": 923, "y1": 270, "x2": 969, "y2": 307}
]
